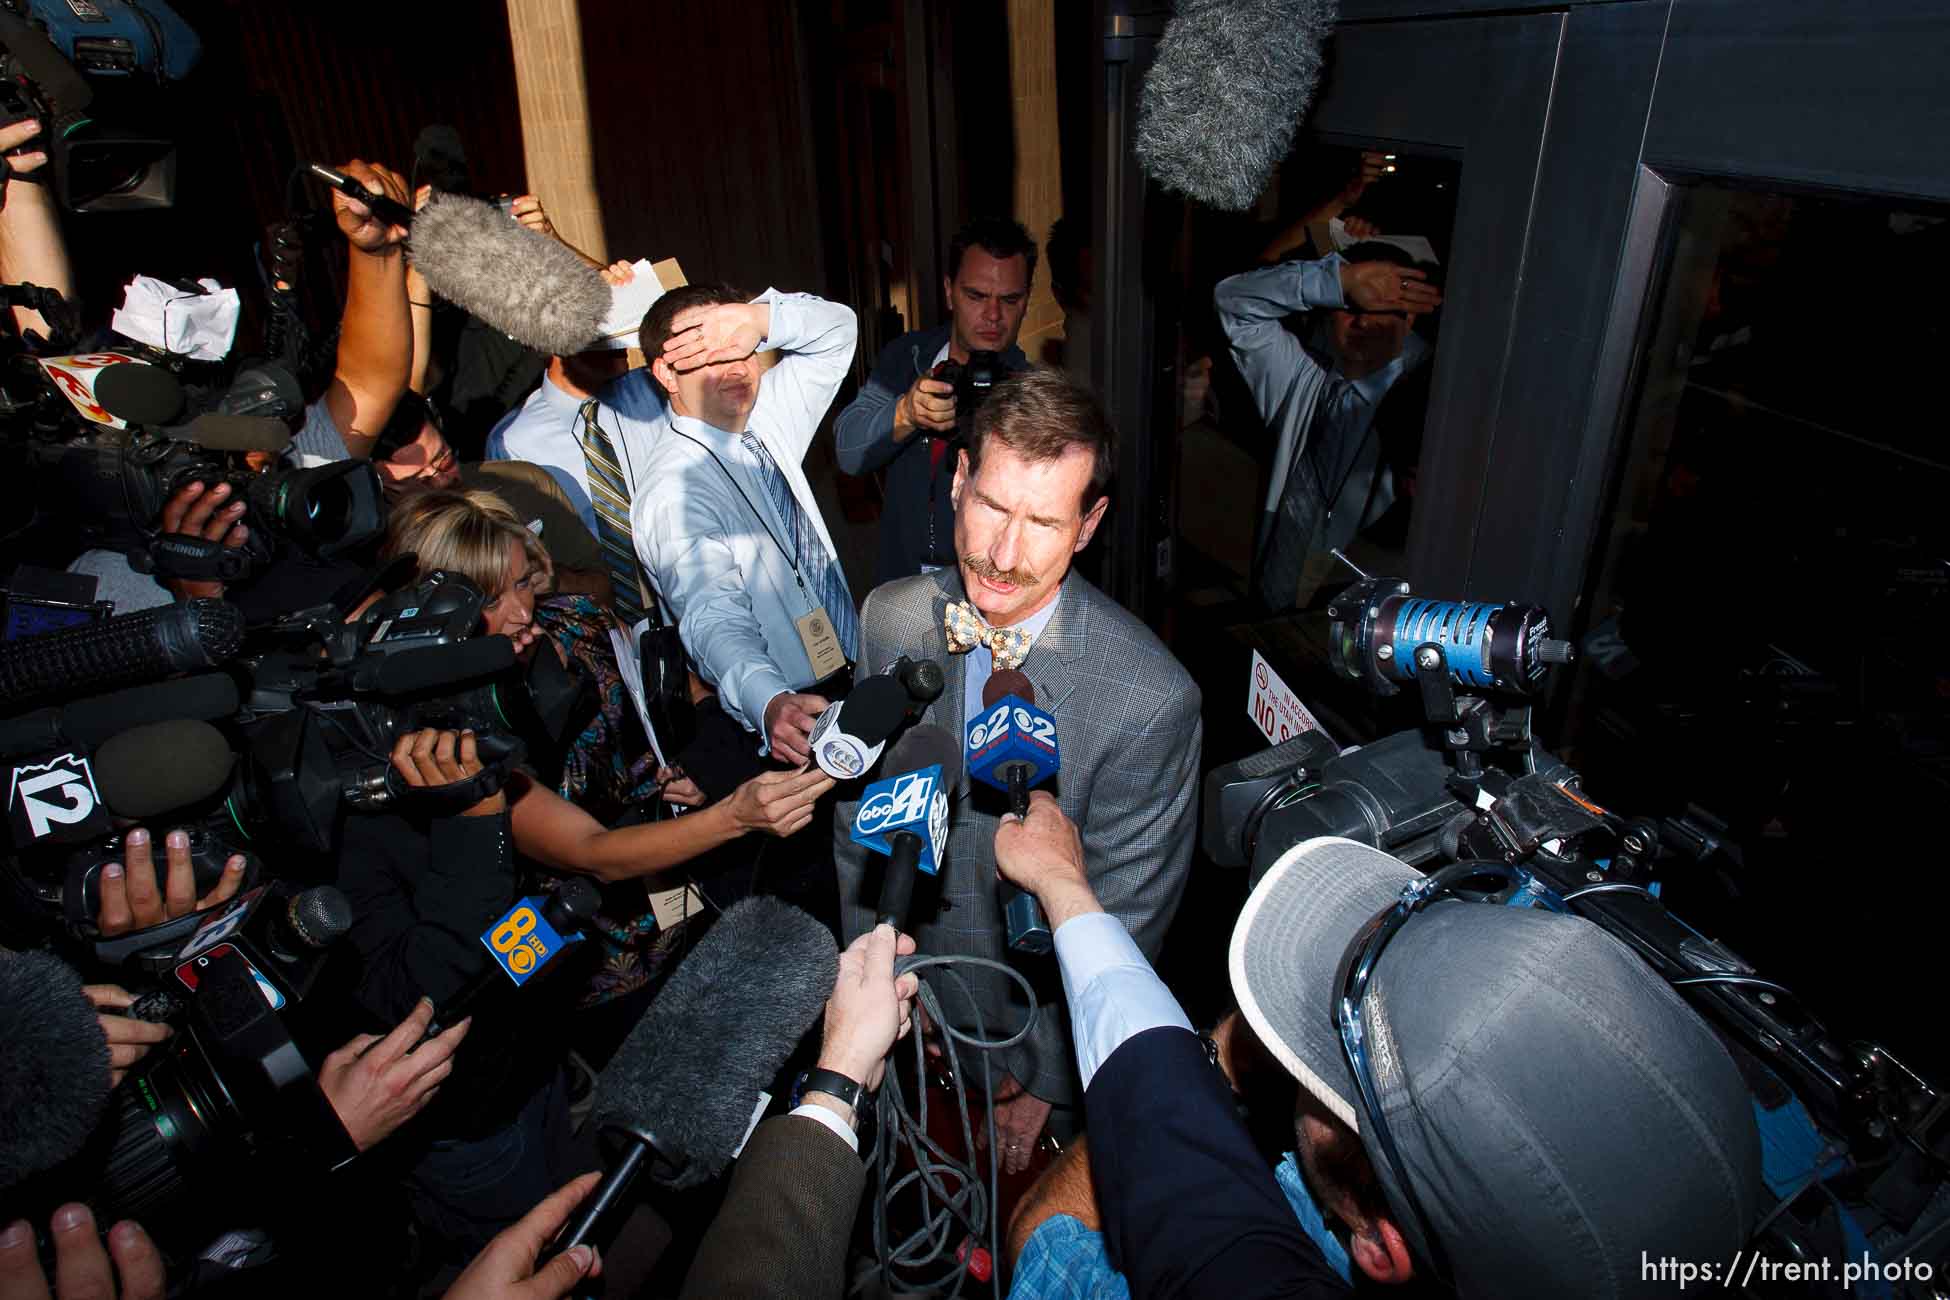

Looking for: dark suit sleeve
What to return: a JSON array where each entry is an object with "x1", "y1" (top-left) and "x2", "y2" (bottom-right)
[
  {"x1": 678, "y1": 1114, "x2": 868, "y2": 1300},
  {"x1": 1088, "y1": 1026, "x2": 1349, "y2": 1300}
]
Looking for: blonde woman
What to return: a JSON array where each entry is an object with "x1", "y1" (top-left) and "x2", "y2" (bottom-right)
[{"x1": 337, "y1": 489, "x2": 833, "y2": 1262}]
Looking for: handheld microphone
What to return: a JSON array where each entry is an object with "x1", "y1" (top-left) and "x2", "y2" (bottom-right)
[
  {"x1": 549, "y1": 897, "x2": 838, "y2": 1256},
  {"x1": 853, "y1": 724, "x2": 961, "y2": 933},
  {"x1": 808, "y1": 674, "x2": 909, "y2": 779},
  {"x1": 0, "y1": 950, "x2": 111, "y2": 1192},
  {"x1": 423, "y1": 878, "x2": 603, "y2": 1040},
  {"x1": 164, "y1": 881, "x2": 352, "y2": 1007},
  {"x1": 93, "y1": 362, "x2": 185, "y2": 426},
  {"x1": 11, "y1": 716, "x2": 235, "y2": 855},
  {"x1": 966, "y1": 669, "x2": 1060, "y2": 954},
  {"x1": 894, "y1": 655, "x2": 946, "y2": 715},
  {"x1": 1134, "y1": 0, "x2": 1336, "y2": 212},
  {"x1": 0, "y1": 598, "x2": 243, "y2": 712},
  {"x1": 407, "y1": 192, "x2": 614, "y2": 356},
  {"x1": 0, "y1": 671, "x2": 240, "y2": 758},
  {"x1": 304, "y1": 162, "x2": 417, "y2": 231}
]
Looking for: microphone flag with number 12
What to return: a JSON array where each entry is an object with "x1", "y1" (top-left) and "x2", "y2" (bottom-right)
[
  {"x1": 850, "y1": 764, "x2": 949, "y2": 876},
  {"x1": 481, "y1": 896, "x2": 584, "y2": 987}
]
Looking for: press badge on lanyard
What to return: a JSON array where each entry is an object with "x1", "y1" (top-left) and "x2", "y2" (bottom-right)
[{"x1": 796, "y1": 605, "x2": 848, "y2": 680}]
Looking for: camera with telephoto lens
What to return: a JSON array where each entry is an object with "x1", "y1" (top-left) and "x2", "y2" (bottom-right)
[
  {"x1": 229, "y1": 569, "x2": 594, "y2": 855},
  {"x1": 929, "y1": 349, "x2": 1007, "y2": 428},
  {"x1": 1202, "y1": 576, "x2": 1950, "y2": 1281},
  {"x1": 9, "y1": 922, "x2": 358, "y2": 1259}
]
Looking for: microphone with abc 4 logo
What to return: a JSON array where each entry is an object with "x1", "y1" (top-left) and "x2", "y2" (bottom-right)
[
  {"x1": 852, "y1": 724, "x2": 962, "y2": 933},
  {"x1": 964, "y1": 668, "x2": 1060, "y2": 954}
]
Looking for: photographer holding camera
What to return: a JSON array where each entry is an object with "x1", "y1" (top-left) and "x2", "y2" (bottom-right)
[
  {"x1": 991, "y1": 792, "x2": 1762, "y2": 1299},
  {"x1": 835, "y1": 216, "x2": 1036, "y2": 583}
]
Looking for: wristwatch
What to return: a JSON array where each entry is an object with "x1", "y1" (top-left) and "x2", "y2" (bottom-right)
[{"x1": 796, "y1": 1066, "x2": 867, "y2": 1113}]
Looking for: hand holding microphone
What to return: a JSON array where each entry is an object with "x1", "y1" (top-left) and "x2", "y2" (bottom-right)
[
  {"x1": 994, "y1": 792, "x2": 1102, "y2": 931},
  {"x1": 317, "y1": 159, "x2": 413, "y2": 254},
  {"x1": 966, "y1": 668, "x2": 1060, "y2": 952}
]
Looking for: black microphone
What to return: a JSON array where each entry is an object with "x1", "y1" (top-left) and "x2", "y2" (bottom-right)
[
  {"x1": 304, "y1": 162, "x2": 418, "y2": 232},
  {"x1": 893, "y1": 654, "x2": 946, "y2": 717},
  {"x1": 0, "y1": 599, "x2": 242, "y2": 712},
  {"x1": 423, "y1": 878, "x2": 603, "y2": 1041},
  {"x1": 0, "y1": 672, "x2": 239, "y2": 758},
  {"x1": 549, "y1": 896, "x2": 838, "y2": 1258},
  {"x1": 94, "y1": 719, "x2": 236, "y2": 820},
  {"x1": 407, "y1": 192, "x2": 613, "y2": 356},
  {"x1": 1134, "y1": 0, "x2": 1336, "y2": 211},
  {"x1": 93, "y1": 362, "x2": 185, "y2": 426},
  {"x1": 867, "y1": 724, "x2": 963, "y2": 933},
  {"x1": 808, "y1": 674, "x2": 909, "y2": 779},
  {"x1": 972, "y1": 669, "x2": 1057, "y2": 954},
  {"x1": 0, "y1": 950, "x2": 112, "y2": 1192}
]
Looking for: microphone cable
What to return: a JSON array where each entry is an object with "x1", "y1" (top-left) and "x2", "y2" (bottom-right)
[{"x1": 863, "y1": 953, "x2": 1039, "y2": 1299}]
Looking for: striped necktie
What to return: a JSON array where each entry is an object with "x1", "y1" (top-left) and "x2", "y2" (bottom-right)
[
  {"x1": 1258, "y1": 380, "x2": 1367, "y2": 611},
  {"x1": 578, "y1": 399, "x2": 648, "y2": 627},
  {"x1": 740, "y1": 432, "x2": 859, "y2": 662}
]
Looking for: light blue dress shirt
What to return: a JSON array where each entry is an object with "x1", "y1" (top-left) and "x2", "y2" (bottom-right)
[
  {"x1": 1214, "y1": 254, "x2": 1429, "y2": 552},
  {"x1": 627, "y1": 290, "x2": 858, "y2": 742},
  {"x1": 485, "y1": 371, "x2": 606, "y2": 536}
]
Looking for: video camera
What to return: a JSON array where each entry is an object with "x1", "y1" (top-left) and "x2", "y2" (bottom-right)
[
  {"x1": 1203, "y1": 577, "x2": 1949, "y2": 1278},
  {"x1": 2, "y1": 355, "x2": 387, "y2": 583},
  {"x1": 230, "y1": 568, "x2": 591, "y2": 854},
  {"x1": 0, "y1": 0, "x2": 201, "y2": 212}
]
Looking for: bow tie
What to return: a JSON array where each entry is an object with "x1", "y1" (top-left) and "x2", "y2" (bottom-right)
[{"x1": 944, "y1": 599, "x2": 1034, "y2": 671}]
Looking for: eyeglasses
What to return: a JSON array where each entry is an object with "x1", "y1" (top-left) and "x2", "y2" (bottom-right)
[{"x1": 1332, "y1": 860, "x2": 1568, "y2": 1286}]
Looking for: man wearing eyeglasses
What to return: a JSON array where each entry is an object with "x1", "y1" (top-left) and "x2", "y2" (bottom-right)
[{"x1": 994, "y1": 793, "x2": 1762, "y2": 1298}]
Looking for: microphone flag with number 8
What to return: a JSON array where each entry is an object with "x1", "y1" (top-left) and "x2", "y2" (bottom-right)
[{"x1": 481, "y1": 896, "x2": 583, "y2": 987}]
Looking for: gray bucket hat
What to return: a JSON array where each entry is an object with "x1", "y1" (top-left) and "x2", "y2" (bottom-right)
[{"x1": 1229, "y1": 836, "x2": 1762, "y2": 1297}]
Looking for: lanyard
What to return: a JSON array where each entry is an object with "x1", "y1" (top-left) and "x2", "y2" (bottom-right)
[{"x1": 669, "y1": 427, "x2": 817, "y2": 607}]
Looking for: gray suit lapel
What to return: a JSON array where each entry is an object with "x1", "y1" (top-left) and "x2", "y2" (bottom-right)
[
  {"x1": 927, "y1": 571, "x2": 972, "y2": 796},
  {"x1": 1022, "y1": 576, "x2": 1089, "y2": 719}
]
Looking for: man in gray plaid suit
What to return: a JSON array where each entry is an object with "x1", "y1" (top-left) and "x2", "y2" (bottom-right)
[{"x1": 833, "y1": 368, "x2": 1202, "y2": 1169}]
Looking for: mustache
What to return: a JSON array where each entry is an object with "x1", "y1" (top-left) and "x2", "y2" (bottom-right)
[{"x1": 963, "y1": 553, "x2": 1040, "y2": 588}]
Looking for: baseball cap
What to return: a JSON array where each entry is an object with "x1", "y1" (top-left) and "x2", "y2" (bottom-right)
[{"x1": 1229, "y1": 836, "x2": 1762, "y2": 1297}]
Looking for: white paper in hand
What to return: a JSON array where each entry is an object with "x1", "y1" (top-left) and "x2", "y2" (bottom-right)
[{"x1": 594, "y1": 260, "x2": 670, "y2": 351}]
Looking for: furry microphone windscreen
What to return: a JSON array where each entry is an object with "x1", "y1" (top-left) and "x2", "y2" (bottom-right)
[
  {"x1": 0, "y1": 951, "x2": 111, "y2": 1190},
  {"x1": 592, "y1": 896, "x2": 839, "y2": 1188},
  {"x1": 1134, "y1": 0, "x2": 1339, "y2": 212},
  {"x1": 408, "y1": 193, "x2": 613, "y2": 357}
]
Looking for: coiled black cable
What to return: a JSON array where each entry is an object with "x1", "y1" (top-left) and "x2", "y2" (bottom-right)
[{"x1": 862, "y1": 954, "x2": 1039, "y2": 1298}]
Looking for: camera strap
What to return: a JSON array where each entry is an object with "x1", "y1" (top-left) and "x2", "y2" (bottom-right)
[
  {"x1": 387, "y1": 734, "x2": 528, "y2": 817},
  {"x1": 149, "y1": 532, "x2": 254, "y2": 582}
]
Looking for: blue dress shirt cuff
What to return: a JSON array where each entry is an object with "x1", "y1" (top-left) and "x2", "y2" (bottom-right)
[{"x1": 1054, "y1": 911, "x2": 1193, "y2": 1090}]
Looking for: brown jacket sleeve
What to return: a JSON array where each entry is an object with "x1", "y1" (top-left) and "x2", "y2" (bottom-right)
[{"x1": 678, "y1": 1113, "x2": 867, "y2": 1300}]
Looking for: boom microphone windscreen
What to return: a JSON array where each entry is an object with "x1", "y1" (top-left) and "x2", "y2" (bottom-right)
[
  {"x1": 94, "y1": 362, "x2": 185, "y2": 427},
  {"x1": 409, "y1": 193, "x2": 612, "y2": 356},
  {"x1": 0, "y1": 599, "x2": 243, "y2": 712},
  {"x1": 1135, "y1": 0, "x2": 1337, "y2": 211},
  {"x1": 0, "y1": 950, "x2": 110, "y2": 1191},
  {"x1": 94, "y1": 719, "x2": 236, "y2": 819},
  {"x1": 592, "y1": 896, "x2": 838, "y2": 1189}
]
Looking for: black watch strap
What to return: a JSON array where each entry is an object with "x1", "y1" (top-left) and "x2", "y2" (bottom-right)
[{"x1": 800, "y1": 1066, "x2": 865, "y2": 1111}]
